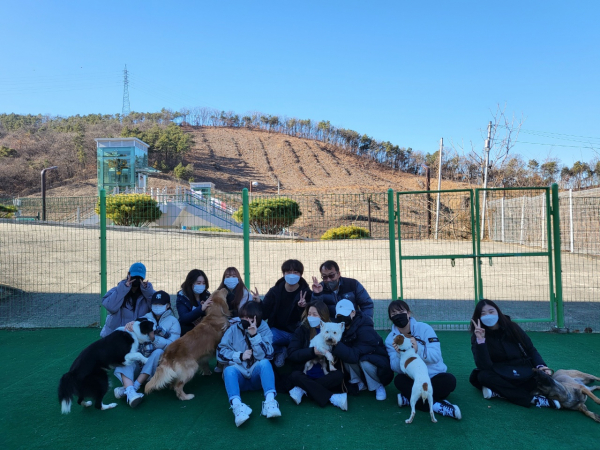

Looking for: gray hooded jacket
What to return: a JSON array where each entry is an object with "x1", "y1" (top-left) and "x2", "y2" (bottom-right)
[{"x1": 217, "y1": 320, "x2": 274, "y2": 378}]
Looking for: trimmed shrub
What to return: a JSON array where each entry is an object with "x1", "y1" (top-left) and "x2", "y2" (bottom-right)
[
  {"x1": 96, "y1": 194, "x2": 162, "y2": 227},
  {"x1": 321, "y1": 225, "x2": 370, "y2": 240},
  {"x1": 233, "y1": 197, "x2": 301, "y2": 235},
  {"x1": 0, "y1": 204, "x2": 17, "y2": 218}
]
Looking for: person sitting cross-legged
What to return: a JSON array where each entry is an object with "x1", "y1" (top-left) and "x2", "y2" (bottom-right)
[{"x1": 217, "y1": 302, "x2": 281, "y2": 427}]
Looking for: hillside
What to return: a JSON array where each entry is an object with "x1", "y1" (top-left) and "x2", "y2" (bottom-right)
[{"x1": 36, "y1": 127, "x2": 463, "y2": 197}]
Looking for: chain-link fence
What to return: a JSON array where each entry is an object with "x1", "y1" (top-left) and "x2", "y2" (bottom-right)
[{"x1": 1, "y1": 186, "x2": 599, "y2": 331}]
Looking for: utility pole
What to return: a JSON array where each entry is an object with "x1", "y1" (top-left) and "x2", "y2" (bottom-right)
[
  {"x1": 434, "y1": 138, "x2": 443, "y2": 239},
  {"x1": 122, "y1": 65, "x2": 130, "y2": 117},
  {"x1": 41, "y1": 166, "x2": 58, "y2": 221},
  {"x1": 481, "y1": 121, "x2": 492, "y2": 237}
]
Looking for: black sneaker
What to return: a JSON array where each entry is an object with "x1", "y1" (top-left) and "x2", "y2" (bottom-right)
[
  {"x1": 433, "y1": 400, "x2": 462, "y2": 420},
  {"x1": 532, "y1": 395, "x2": 560, "y2": 409}
]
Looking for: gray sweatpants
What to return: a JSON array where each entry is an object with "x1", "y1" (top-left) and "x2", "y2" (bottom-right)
[
  {"x1": 114, "y1": 349, "x2": 163, "y2": 383},
  {"x1": 345, "y1": 361, "x2": 382, "y2": 391}
]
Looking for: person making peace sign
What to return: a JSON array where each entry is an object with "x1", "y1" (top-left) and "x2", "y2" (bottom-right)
[{"x1": 261, "y1": 259, "x2": 312, "y2": 367}]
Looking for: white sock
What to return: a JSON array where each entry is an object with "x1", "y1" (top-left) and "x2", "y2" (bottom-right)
[
  {"x1": 133, "y1": 380, "x2": 141, "y2": 391},
  {"x1": 125, "y1": 386, "x2": 136, "y2": 395},
  {"x1": 231, "y1": 398, "x2": 241, "y2": 407},
  {"x1": 265, "y1": 392, "x2": 275, "y2": 402}
]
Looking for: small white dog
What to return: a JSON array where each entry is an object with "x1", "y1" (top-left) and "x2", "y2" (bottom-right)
[
  {"x1": 393, "y1": 333, "x2": 436, "y2": 424},
  {"x1": 304, "y1": 321, "x2": 345, "y2": 375}
]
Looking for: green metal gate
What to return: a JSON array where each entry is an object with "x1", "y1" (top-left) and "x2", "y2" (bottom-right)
[{"x1": 389, "y1": 185, "x2": 564, "y2": 327}]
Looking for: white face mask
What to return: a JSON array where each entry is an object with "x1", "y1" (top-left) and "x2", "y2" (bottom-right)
[
  {"x1": 152, "y1": 304, "x2": 167, "y2": 316},
  {"x1": 307, "y1": 316, "x2": 321, "y2": 328},
  {"x1": 224, "y1": 277, "x2": 239, "y2": 290},
  {"x1": 284, "y1": 274, "x2": 301, "y2": 285},
  {"x1": 481, "y1": 314, "x2": 499, "y2": 327},
  {"x1": 193, "y1": 284, "x2": 206, "y2": 295}
]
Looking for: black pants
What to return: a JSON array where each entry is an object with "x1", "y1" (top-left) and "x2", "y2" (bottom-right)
[
  {"x1": 288, "y1": 370, "x2": 344, "y2": 407},
  {"x1": 469, "y1": 369, "x2": 536, "y2": 408},
  {"x1": 394, "y1": 372, "x2": 456, "y2": 412}
]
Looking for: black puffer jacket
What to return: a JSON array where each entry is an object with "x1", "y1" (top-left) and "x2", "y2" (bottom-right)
[
  {"x1": 471, "y1": 322, "x2": 546, "y2": 371},
  {"x1": 332, "y1": 311, "x2": 393, "y2": 386},
  {"x1": 262, "y1": 277, "x2": 312, "y2": 333}
]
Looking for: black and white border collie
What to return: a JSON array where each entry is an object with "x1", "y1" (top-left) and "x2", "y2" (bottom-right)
[{"x1": 58, "y1": 318, "x2": 155, "y2": 414}]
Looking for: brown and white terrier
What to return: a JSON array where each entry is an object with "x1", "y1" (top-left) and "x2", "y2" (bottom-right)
[{"x1": 393, "y1": 333, "x2": 436, "y2": 424}]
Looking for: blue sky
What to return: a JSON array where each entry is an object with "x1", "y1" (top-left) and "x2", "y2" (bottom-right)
[{"x1": 1, "y1": 1, "x2": 598, "y2": 167}]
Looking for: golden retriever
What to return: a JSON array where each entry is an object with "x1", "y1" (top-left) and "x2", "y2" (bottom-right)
[{"x1": 145, "y1": 288, "x2": 230, "y2": 400}]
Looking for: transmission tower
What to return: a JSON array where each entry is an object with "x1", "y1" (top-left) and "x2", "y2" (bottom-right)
[{"x1": 122, "y1": 65, "x2": 130, "y2": 116}]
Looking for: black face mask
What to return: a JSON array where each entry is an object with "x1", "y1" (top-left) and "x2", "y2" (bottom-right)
[
  {"x1": 131, "y1": 277, "x2": 142, "y2": 289},
  {"x1": 391, "y1": 313, "x2": 409, "y2": 328},
  {"x1": 240, "y1": 319, "x2": 251, "y2": 330},
  {"x1": 334, "y1": 316, "x2": 352, "y2": 327}
]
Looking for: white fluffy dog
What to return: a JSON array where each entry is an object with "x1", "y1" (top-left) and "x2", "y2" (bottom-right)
[
  {"x1": 303, "y1": 321, "x2": 345, "y2": 375},
  {"x1": 393, "y1": 333, "x2": 437, "y2": 424}
]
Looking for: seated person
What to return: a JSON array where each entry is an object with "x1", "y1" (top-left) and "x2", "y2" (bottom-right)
[
  {"x1": 385, "y1": 300, "x2": 461, "y2": 420},
  {"x1": 331, "y1": 300, "x2": 392, "y2": 400},
  {"x1": 113, "y1": 291, "x2": 181, "y2": 408},
  {"x1": 287, "y1": 301, "x2": 347, "y2": 410},
  {"x1": 216, "y1": 267, "x2": 256, "y2": 318},
  {"x1": 176, "y1": 269, "x2": 212, "y2": 335},
  {"x1": 261, "y1": 259, "x2": 311, "y2": 367},
  {"x1": 100, "y1": 262, "x2": 155, "y2": 337},
  {"x1": 311, "y1": 260, "x2": 373, "y2": 322},
  {"x1": 216, "y1": 302, "x2": 281, "y2": 427},
  {"x1": 470, "y1": 299, "x2": 559, "y2": 409}
]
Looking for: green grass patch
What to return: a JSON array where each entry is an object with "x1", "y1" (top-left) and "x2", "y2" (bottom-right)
[{"x1": 1, "y1": 329, "x2": 599, "y2": 450}]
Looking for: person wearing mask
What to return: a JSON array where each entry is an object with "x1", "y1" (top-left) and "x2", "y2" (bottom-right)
[
  {"x1": 113, "y1": 290, "x2": 181, "y2": 408},
  {"x1": 286, "y1": 301, "x2": 347, "y2": 410},
  {"x1": 216, "y1": 302, "x2": 281, "y2": 427},
  {"x1": 261, "y1": 259, "x2": 311, "y2": 367},
  {"x1": 100, "y1": 262, "x2": 155, "y2": 337},
  {"x1": 385, "y1": 300, "x2": 461, "y2": 420},
  {"x1": 470, "y1": 299, "x2": 559, "y2": 409},
  {"x1": 217, "y1": 267, "x2": 258, "y2": 319},
  {"x1": 176, "y1": 269, "x2": 212, "y2": 335},
  {"x1": 311, "y1": 260, "x2": 374, "y2": 322},
  {"x1": 331, "y1": 300, "x2": 393, "y2": 400}
]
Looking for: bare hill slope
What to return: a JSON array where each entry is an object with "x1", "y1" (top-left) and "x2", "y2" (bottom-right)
[{"x1": 38, "y1": 126, "x2": 464, "y2": 197}]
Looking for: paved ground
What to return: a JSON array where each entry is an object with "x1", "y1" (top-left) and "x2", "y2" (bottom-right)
[{"x1": 1, "y1": 222, "x2": 598, "y2": 331}]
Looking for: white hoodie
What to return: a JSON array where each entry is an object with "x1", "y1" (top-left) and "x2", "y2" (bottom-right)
[{"x1": 384, "y1": 317, "x2": 448, "y2": 378}]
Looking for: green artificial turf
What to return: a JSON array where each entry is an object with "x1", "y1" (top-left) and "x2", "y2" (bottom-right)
[{"x1": 1, "y1": 329, "x2": 599, "y2": 450}]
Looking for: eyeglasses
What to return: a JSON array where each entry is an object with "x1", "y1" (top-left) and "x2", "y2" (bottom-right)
[{"x1": 321, "y1": 272, "x2": 338, "y2": 281}]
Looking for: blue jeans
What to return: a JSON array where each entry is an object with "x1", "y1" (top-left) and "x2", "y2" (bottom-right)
[
  {"x1": 271, "y1": 328, "x2": 294, "y2": 355},
  {"x1": 223, "y1": 359, "x2": 277, "y2": 403}
]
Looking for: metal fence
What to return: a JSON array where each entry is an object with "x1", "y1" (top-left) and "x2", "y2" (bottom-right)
[{"x1": 1, "y1": 185, "x2": 598, "y2": 331}]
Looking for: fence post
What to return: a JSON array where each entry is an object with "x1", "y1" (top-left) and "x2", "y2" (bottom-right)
[
  {"x1": 99, "y1": 189, "x2": 108, "y2": 327},
  {"x1": 242, "y1": 188, "x2": 250, "y2": 289},
  {"x1": 388, "y1": 189, "x2": 398, "y2": 301},
  {"x1": 551, "y1": 183, "x2": 565, "y2": 329},
  {"x1": 569, "y1": 189, "x2": 574, "y2": 252}
]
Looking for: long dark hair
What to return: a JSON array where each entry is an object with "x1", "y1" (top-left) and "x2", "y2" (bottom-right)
[
  {"x1": 181, "y1": 269, "x2": 209, "y2": 307},
  {"x1": 470, "y1": 299, "x2": 527, "y2": 349},
  {"x1": 388, "y1": 300, "x2": 411, "y2": 319},
  {"x1": 301, "y1": 301, "x2": 331, "y2": 340},
  {"x1": 217, "y1": 267, "x2": 248, "y2": 312}
]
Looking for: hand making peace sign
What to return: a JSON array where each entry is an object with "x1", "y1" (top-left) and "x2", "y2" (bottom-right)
[
  {"x1": 297, "y1": 290, "x2": 308, "y2": 308},
  {"x1": 312, "y1": 276, "x2": 323, "y2": 294},
  {"x1": 472, "y1": 319, "x2": 485, "y2": 343},
  {"x1": 251, "y1": 287, "x2": 261, "y2": 302}
]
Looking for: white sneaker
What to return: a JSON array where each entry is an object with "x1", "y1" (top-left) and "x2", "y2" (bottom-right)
[
  {"x1": 375, "y1": 385, "x2": 387, "y2": 401},
  {"x1": 397, "y1": 394, "x2": 409, "y2": 407},
  {"x1": 356, "y1": 381, "x2": 366, "y2": 391},
  {"x1": 482, "y1": 386, "x2": 502, "y2": 399},
  {"x1": 261, "y1": 399, "x2": 282, "y2": 418},
  {"x1": 532, "y1": 395, "x2": 560, "y2": 409},
  {"x1": 433, "y1": 400, "x2": 462, "y2": 420},
  {"x1": 232, "y1": 402, "x2": 252, "y2": 427},
  {"x1": 330, "y1": 393, "x2": 348, "y2": 411},
  {"x1": 289, "y1": 386, "x2": 306, "y2": 405},
  {"x1": 114, "y1": 386, "x2": 126, "y2": 399},
  {"x1": 126, "y1": 390, "x2": 144, "y2": 408}
]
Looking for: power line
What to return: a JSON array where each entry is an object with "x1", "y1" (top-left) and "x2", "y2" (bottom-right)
[
  {"x1": 498, "y1": 124, "x2": 600, "y2": 142},
  {"x1": 515, "y1": 140, "x2": 597, "y2": 149}
]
